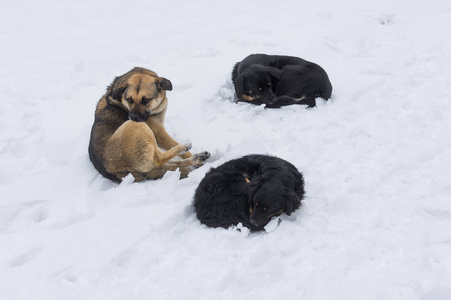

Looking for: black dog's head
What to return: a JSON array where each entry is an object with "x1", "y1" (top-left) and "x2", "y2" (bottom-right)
[
  {"x1": 245, "y1": 174, "x2": 302, "y2": 229},
  {"x1": 234, "y1": 65, "x2": 282, "y2": 105}
]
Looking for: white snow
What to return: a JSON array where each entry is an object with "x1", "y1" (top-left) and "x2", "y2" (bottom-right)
[{"x1": 1, "y1": 0, "x2": 451, "y2": 299}]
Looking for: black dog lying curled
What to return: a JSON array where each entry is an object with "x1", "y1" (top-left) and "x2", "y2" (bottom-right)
[
  {"x1": 232, "y1": 54, "x2": 332, "y2": 108},
  {"x1": 193, "y1": 155, "x2": 305, "y2": 231}
]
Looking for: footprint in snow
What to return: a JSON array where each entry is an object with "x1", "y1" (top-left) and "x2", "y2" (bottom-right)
[{"x1": 8, "y1": 248, "x2": 42, "y2": 268}]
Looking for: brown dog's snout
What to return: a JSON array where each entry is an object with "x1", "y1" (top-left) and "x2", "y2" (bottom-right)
[{"x1": 129, "y1": 111, "x2": 150, "y2": 122}]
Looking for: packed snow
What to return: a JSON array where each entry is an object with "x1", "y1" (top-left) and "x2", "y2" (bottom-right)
[{"x1": 1, "y1": 0, "x2": 451, "y2": 299}]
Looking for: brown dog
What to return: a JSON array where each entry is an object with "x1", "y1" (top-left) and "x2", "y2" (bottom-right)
[{"x1": 88, "y1": 67, "x2": 210, "y2": 182}]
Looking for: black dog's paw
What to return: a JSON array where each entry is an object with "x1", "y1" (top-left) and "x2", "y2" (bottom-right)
[
  {"x1": 295, "y1": 97, "x2": 316, "y2": 108},
  {"x1": 264, "y1": 96, "x2": 297, "y2": 108},
  {"x1": 265, "y1": 96, "x2": 316, "y2": 108}
]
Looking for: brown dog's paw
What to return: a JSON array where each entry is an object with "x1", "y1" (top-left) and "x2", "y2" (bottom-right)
[
  {"x1": 180, "y1": 143, "x2": 192, "y2": 154},
  {"x1": 198, "y1": 151, "x2": 211, "y2": 161},
  {"x1": 193, "y1": 151, "x2": 211, "y2": 165}
]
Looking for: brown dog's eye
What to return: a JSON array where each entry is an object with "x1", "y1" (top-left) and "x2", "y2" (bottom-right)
[
  {"x1": 126, "y1": 97, "x2": 134, "y2": 104},
  {"x1": 142, "y1": 98, "x2": 150, "y2": 105}
]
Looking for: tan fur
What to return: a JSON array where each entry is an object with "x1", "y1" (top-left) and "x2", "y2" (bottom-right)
[
  {"x1": 88, "y1": 67, "x2": 210, "y2": 182},
  {"x1": 241, "y1": 94, "x2": 255, "y2": 101},
  {"x1": 245, "y1": 174, "x2": 252, "y2": 212},
  {"x1": 243, "y1": 174, "x2": 251, "y2": 183}
]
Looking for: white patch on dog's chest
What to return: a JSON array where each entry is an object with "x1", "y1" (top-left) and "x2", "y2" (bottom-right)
[{"x1": 293, "y1": 95, "x2": 307, "y2": 102}]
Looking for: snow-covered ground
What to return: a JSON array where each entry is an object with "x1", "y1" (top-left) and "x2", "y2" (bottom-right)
[{"x1": 1, "y1": 0, "x2": 451, "y2": 299}]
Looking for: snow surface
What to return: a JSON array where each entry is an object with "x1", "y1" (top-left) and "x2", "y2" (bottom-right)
[{"x1": 1, "y1": 0, "x2": 451, "y2": 299}]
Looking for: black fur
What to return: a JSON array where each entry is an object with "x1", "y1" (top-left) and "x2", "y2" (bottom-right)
[
  {"x1": 193, "y1": 155, "x2": 305, "y2": 231},
  {"x1": 232, "y1": 54, "x2": 332, "y2": 108}
]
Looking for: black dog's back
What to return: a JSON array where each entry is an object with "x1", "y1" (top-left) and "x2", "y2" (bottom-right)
[
  {"x1": 193, "y1": 155, "x2": 305, "y2": 231},
  {"x1": 275, "y1": 64, "x2": 332, "y2": 100}
]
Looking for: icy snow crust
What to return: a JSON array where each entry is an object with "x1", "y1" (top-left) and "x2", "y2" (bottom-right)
[{"x1": 1, "y1": 0, "x2": 451, "y2": 299}]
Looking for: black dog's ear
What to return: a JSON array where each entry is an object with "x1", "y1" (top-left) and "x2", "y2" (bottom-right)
[
  {"x1": 231, "y1": 62, "x2": 240, "y2": 84},
  {"x1": 244, "y1": 174, "x2": 260, "y2": 198},
  {"x1": 266, "y1": 67, "x2": 282, "y2": 81},
  {"x1": 234, "y1": 75, "x2": 244, "y2": 97},
  {"x1": 285, "y1": 191, "x2": 302, "y2": 215},
  {"x1": 157, "y1": 77, "x2": 173, "y2": 91}
]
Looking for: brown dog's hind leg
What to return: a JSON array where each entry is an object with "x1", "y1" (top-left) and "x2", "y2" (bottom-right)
[
  {"x1": 165, "y1": 151, "x2": 211, "y2": 168},
  {"x1": 105, "y1": 121, "x2": 190, "y2": 175},
  {"x1": 140, "y1": 152, "x2": 210, "y2": 180},
  {"x1": 141, "y1": 152, "x2": 210, "y2": 180}
]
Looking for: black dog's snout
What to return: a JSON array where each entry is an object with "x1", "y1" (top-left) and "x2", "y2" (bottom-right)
[
  {"x1": 249, "y1": 216, "x2": 259, "y2": 227},
  {"x1": 249, "y1": 211, "x2": 266, "y2": 228},
  {"x1": 262, "y1": 97, "x2": 276, "y2": 105}
]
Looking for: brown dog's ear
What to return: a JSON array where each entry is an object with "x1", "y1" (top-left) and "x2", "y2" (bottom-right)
[
  {"x1": 157, "y1": 77, "x2": 173, "y2": 91},
  {"x1": 112, "y1": 86, "x2": 126, "y2": 101},
  {"x1": 107, "y1": 73, "x2": 129, "y2": 101}
]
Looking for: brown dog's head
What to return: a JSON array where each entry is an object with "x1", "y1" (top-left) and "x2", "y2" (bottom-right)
[{"x1": 107, "y1": 67, "x2": 173, "y2": 122}]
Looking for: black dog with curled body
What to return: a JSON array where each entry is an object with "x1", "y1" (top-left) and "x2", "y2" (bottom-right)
[
  {"x1": 193, "y1": 155, "x2": 305, "y2": 231},
  {"x1": 232, "y1": 54, "x2": 332, "y2": 108}
]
